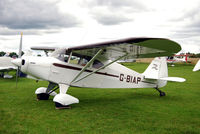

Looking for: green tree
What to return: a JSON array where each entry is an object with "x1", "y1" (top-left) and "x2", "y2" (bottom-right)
[
  {"x1": 0, "y1": 51, "x2": 6, "y2": 57},
  {"x1": 196, "y1": 53, "x2": 200, "y2": 58},
  {"x1": 9, "y1": 52, "x2": 18, "y2": 58}
]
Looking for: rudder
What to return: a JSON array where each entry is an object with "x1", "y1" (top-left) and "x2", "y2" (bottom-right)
[{"x1": 143, "y1": 57, "x2": 168, "y2": 87}]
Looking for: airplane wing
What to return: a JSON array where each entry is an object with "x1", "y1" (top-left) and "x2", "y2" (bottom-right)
[
  {"x1": 0, "y1": 66, "x2": 17, "y2": 72},
  {"x1": 67, "y1": 37, "x2": 181, "y2": 60},
  {"x1": 31, "y1": 37, "x2": 181, "y2": 60},
  {"x1": 0, "y1": 57, "x2": 17, "y2": 72},
  {"x1": 31, "y1": 46, "x2": 57, "y2": 51}
]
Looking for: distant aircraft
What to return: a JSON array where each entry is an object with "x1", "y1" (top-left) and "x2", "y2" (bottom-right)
[
  {"x1": 167, "y1": 54, "x2": 189, "y2": 64},
  {"x1": 12, "y1": 36, "x2": 185, "y2": 109},
  {"x1": 193, "y1": 59, "x2": 200, "y2": 71},
  {"x1": 0, "y1": 56, "x2": 17, "y2": 78}
]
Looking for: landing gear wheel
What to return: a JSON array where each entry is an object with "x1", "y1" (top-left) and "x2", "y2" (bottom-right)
[
  {"x1": 55, "y1": 102, "x2": 71, "y2": 109},
  {"x1": 160, "y1": 92, "x2": 166, "y2": 97},
  {"x1": 37, "y1": 93, "x2": 49, "y2": 100},
  {"x1": 155, "y1": 87, "x2": 166, "y2": 97}
]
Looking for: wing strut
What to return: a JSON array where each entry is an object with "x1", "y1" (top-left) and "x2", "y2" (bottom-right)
[
  {"x1": 70, "y1": 49, "x2": 103, "y2": 84},
  {"x1": 72, "y1": 53, "x2": 128, "y2": 84},
  {"x1": 68, "y1": 51, "x2": 72, "y2": 63}
]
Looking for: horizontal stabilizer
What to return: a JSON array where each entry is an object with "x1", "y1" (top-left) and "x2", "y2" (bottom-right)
[
  {"x1": 145, "y1": 76, "x2": 186, "y2": 82},
  {"x1": 159, "y1": 77, "x2": 186, "y2": 82}
]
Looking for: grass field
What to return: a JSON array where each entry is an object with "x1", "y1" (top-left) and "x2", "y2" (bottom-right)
[{"x1": 0, "y1": 63, "x2": 200, "y2": 134}]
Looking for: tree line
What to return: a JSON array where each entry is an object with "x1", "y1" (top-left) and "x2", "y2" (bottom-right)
[
  {"x1": 185, "y1": 52, "x2": 200, "y2": 58},
  {"x1": 0, "y1": 51, "x2": 24, "y2": 58}
]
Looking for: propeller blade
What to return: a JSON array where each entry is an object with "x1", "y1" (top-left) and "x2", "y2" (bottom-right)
[{"x1": 18, "y1": 32, "x2": 23, "y2": 58}]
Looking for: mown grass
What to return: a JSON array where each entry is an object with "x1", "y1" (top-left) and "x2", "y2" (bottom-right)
[{"x1": 0, "y1": 63, "x2": 200, "y2": 134}]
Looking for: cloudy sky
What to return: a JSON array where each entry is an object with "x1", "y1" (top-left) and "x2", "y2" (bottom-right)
[{"x1": 0, "y1": 0, "x2": 200, "y2": 54}]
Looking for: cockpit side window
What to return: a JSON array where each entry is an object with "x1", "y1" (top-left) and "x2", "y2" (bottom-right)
[
  {"x1": 57, "y1": 54, "x2": 69, "y2": 62},
  {"x1": 69, "y1": 55, "x2": 89, "y2": 66},
  {"x1": 56, "y1": 52, "x2": 104, "y2": 69}
]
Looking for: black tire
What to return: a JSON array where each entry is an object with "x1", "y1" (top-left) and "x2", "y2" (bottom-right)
[
  {"x1": 55, "y1": 102, "x2": 71, "y2": 109},
  {"x1": 160, "y1": 92, "x2": 166, "y2": 97},
  {"x1": 37, "y1": 93, "x2": 49, "y2": 100}
]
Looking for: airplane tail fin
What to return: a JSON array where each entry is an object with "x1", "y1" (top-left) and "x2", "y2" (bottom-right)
[{"x1": 143, "y1": 57, "x2": 185, "y2": 88}]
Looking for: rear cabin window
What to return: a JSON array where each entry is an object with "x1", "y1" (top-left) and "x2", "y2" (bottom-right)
[
  {"x1": 92, "y1": 60, "x2": 104, "y2": 69},
  {"x1": 69, "y1": 56, "x2": 80, "y2": 64}
]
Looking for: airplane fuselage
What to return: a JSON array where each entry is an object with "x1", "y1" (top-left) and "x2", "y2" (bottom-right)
[{"x1": 20, "y1": 56, "x2": 158, "y2": 89}]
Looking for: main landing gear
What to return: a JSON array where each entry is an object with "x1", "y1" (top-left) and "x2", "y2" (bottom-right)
[
  {"x1": 155, "y1": 87, "x2": 166, "y2": 97},
  {"x1": 53, "y1": 84, "x2": 79, "y2": 109},
  {"x1": 53, "y1": 93, "x2": 79, "y2": 109},
  {"x1": 35, "y1": 82, "x2": 79, "y2": 109},
  {"x1": 35, "y1": 82, "x2": 58, "y2": 100},
  {"x1": 55, "y1": 101, "x2": 71, "y2": 109},
  {"x1": 36, "y1": 93, "x2": 50, "y2": 100}
]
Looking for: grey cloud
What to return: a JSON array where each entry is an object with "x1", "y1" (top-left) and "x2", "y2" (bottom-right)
[
  {"x1": 0, "y1": 0, "x2": 80, "y2": 30},
  {"x1": 0, "y1": 28, "x2": 39, "y2": 35},
  {"x1": 187, "y1": 14, "x2": 200, "y2": 29},
  {"x1": 38, "y1": 41, "x2": 57, "y2": 44},
  {"x1": 173, "y1": 3, "x2": 200, "y2": 27},
  {"x1": 0, "y1": 27, "x2": 61, "y2": 36},
  {"x1": 171, "y1": 30, "x2": 200, "y2": 39},
  {"x1": 0, "y1": 37, "x2": 12, "y2": 40},
  {"x1": 93, "y1": 13, "x2": 131, "y2": 25},
  {"x1": 168, "y1": 4, "x2": 200, "y2": 40},
  {"x1": 171, "y1": 26, "x2": 200, "y2": 37},
  {"x1": 170, "y1": 26, "x2": 200, "y2": 39},
  {"x1": 81, "y1": 0, "x2": 147, "y2": 25},
  {"x1": 82, "y1": 0, "x2": 147, "y2": 11}
]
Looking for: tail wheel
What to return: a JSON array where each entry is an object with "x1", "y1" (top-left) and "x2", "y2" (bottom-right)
[{"x1": 160, "y1": 92, "x2": 166, "y2": 97}]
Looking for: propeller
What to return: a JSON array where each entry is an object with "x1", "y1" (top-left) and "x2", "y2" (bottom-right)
[{"x1": 11, "y1": 32, "x2": 23, "y2": 88}]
